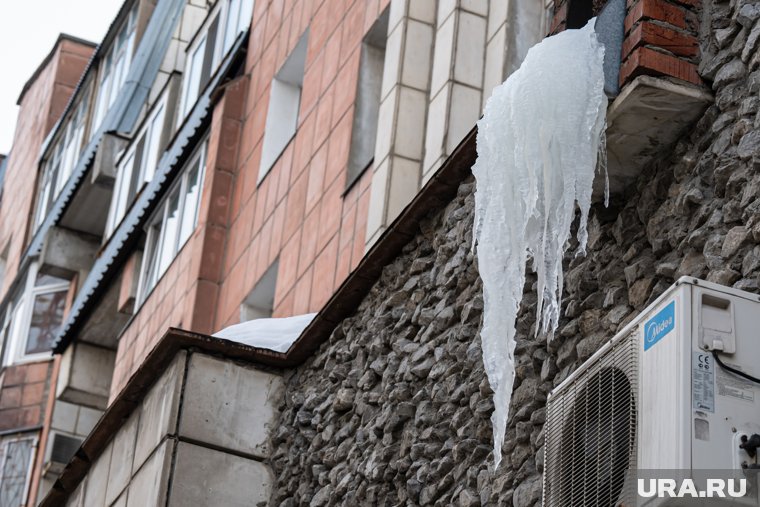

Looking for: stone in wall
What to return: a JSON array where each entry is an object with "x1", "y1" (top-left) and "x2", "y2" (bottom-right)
[{"x1": 269, "y1": 0, "x2": 760, "y2": 504}]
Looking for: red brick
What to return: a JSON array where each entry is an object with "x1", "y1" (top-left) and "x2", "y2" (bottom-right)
[
  {"x1": 26, "y1": 362, "x2": 49, "y2": 383},
  {"x1": 622, "y1": 21, "x2": 699, "y2": 59},
  {"x1": 0, "y1": 386, "x2": 21, "y2": 409},
  {"x1": 306, "y1": 143, "x2": 328, "y2": 213},
  {"x1": 619, "y1": 46, "x2": 701, "y2": 86},
  {"x1": 320, "y1": 32, "x2": 343, "y2": 93},
  {"x1": 20, "y1": 406, "x2": 42, "y2": 427},
  {"x1": 293, "y1": 267, "x2": 314, "y2": 314},
  {"x1": 283, "y1": 171, "x2": 308, "y2": 243},
  {"x1": 190, "y1": 280, "x2": 220, "y2": 334},
  {"x1": 298, "y1": 208, "x2": 321, "y2": 276},
  {"x1": 0, "y1": 408, "x2": 22, "y2": 431},
  {"x1": 317, "y1": 180, "x2": 343, "y2": 252},
  {"x1": 340, "y1": 0, "x2": 366, "y2": 65},
  {"x1": 311, "y1": 235, "x2": 339, "y2": 309},
  {"x1": 21, "y1": 382, "x2": 45, "y2": 406},
  {"x1": 332, "y1": 52, "x2": 360, "y2": 127},
  {"x1": 625, "y1": 0, "x2": 697, "y2": 34},
  {"x1": 3, "y1": 366, "x2": 25, "y2": 386},
  {"x1": 278, "y1": 231, "x2": 302, "y2": 295},
  {"x1": 312, "y1": 84, "x2": 335, "y2": 151}
]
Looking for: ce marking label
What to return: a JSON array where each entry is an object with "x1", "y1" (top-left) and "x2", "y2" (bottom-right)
[{"x1": 695, "y1": 353, "x2": 712, "y2": 371}]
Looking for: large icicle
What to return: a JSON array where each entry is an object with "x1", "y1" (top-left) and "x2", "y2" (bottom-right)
[{"x1": 472, "y1": 20, "x2": 607, "y2": 469}]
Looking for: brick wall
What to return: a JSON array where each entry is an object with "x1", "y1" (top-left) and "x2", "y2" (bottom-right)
[
  {"x1": 549, "y1": 0, "x2": 702, "y2": 87},
  {"x1": 0, "y1": 361, "x2": 52, "y2": 431},
  {"x1": 0, "y1": 39, "x2": 93, "y2": 300}
]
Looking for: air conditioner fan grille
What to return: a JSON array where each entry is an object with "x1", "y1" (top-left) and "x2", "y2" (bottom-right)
[{"x1": 543, "y1": 327, "x2": 639, "y2": 507}]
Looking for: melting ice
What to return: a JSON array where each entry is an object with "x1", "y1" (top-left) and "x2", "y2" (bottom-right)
[{"x1": 472, "y1": 20, "x2": 607, "y2": 468}]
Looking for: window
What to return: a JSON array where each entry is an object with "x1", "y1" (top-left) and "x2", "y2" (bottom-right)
[
  {"x1": 259, "y1": 32, "x2": 308, "y2": 181},
  {"x1": 2, "y1": 264, "x2": 68, "y2": 366},
  {"x1": 33, "y1": 91, "x2": 91, "y2": 231},
  {"x1": 0, "y1": 437, "x2": 36, "y2": 507},
  {"x1": 137, "y1": 140, "x2": 207, "y2": 303},
  {"x1": 240, "y1": 260, "x2": 277, "y2": 321},
  {"x1": 346, "y1": 10, "x2": 388, "y2": 190},
  {"x1": 92, "y1": 3, "x2": 138, "y2": 131},
  {"x1": 105, "y1": 94, "x2": 168, "y2": 237},
  {"x1": 179, "y1": 0, "x2": 255, "y2": 119}
]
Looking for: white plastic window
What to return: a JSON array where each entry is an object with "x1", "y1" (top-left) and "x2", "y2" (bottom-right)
[
  {"x1": 92, "y1": 3, "x2": 138, "y2": 132},
  {"x1": 179, "y1": 0, "x2": 254, "y2": 119},
  {"x1": 137, "y1": 139, "x2": 207, "y2": 304},
  {"x1": 3, "y1": 263, "x2": 68, "y2": 366},
  {"x1": 105, "y1": 94, "x2": 168, "y2": 237}
]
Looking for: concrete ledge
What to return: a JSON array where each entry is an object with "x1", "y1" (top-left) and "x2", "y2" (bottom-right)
[
  {"x1": 39, "y1": 226, "x2": 99, "y2": 280},
  {"x1": 56, "y1": 342, "x2": 115, "y2": 410},
  {"x1": 600, "y1": 75, "x2": 713, "y2": 197},
  {"x1": 40, "y1": 328, "x2": 287, "y2": 507}
]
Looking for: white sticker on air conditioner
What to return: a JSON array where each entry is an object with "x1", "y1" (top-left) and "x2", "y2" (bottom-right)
[
  {"x1": 716, "y1": 363, "x2": 755, "y2": 403},
  {"x1": 692, "y1": 351, "x2": 715, "y2": 413}
]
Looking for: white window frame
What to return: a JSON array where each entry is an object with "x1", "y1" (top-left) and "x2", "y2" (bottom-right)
[
  {"x1": 179, "y1": 0, "x2": 254, "y2": 119},
  {"x1": 0, "y1": 435, "x2": 38, "y2": 507},
  {"x1": 3, "y1": 263, "x2": 69, "y2": 366},
  {"x1": 105, "y1": 92, "x2": 169, "y2": 237},
  {"x1": 136, "y1": 138, "x2": 208, "y2": 305},
  {"x1": 92, "y1": 3, "x2": 138, "y2": 132}
]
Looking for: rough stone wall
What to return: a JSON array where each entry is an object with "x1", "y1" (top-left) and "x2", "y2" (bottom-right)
[{"x1": 269, "y1": 0, "x2": 760, "y2": 505}]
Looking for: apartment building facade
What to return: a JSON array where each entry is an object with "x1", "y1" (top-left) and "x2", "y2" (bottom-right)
[{"x1": 1, "y1": 0, "x2": 708, "y2": 503}]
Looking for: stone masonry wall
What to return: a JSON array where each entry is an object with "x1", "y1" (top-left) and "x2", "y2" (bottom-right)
[{"x1": 269, "y1": 0, "x2": 760, "y2": 504}]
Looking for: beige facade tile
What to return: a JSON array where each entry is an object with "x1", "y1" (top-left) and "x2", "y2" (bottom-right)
[
  {"x1": 453, "y1": 11, "x2": 487, "y2": 89},
  {"x1": 127, "y1": 440, "x2": 173, "y2": 507},
  {"x1": 446, "y1": 83, "x2": 481, "y2": 153},
  {"x1": 401, "y1": 20, "x2": 434, "y2": 90},
  {"x1": 394, "y1": 87, "x2": 427, "y2": 160},
  {"x1": 430, "y1": 13, "x2": 455, "y2": 96}
]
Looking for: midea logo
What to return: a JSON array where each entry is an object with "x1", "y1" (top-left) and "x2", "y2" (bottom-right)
[
  {"x1": 646, "y1": 317, "x2": 673, "y2": 344},
  {"x1": 644, "y1": 301, "x2": 675, "y2": 351}
]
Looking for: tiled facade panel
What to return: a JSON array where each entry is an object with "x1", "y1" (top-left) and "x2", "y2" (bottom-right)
[
  {"x1": 112, "y1": 0, "x2": 387, "y2": 395},
  {"x1": 0, "y1": 361, "x2": 52, "y2": 431},
  {"x1": 223, "y1": 0, "x2": 385, "y2": 326}
]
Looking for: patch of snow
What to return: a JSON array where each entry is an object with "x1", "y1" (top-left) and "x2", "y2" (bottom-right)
[
  {"x1": 212, "y1": 313, "x2": 317, "y2": 353},
  {"x1": 472, "y1": 20, "x2": 607, "y2": 469}
]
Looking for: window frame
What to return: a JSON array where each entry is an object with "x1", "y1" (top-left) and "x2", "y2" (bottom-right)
[
  {"x1": 179, "y1": 0, "x2": 254, "y2": 119},
  {"x1": 0, "y1": 435, "x2": 37, "y2": 507},
  {"x1": 2, "y1": 263, "x2": 69, "y2": 366},
  {"x1": 136, "y1": 138, "x2": 208, "y2": 306},
  {"x1": 92, "y1": 3, "x2": 139, "y2": 131},
  {"x1": 105, "y1": 91, "x2": 169, "y2": 237}
]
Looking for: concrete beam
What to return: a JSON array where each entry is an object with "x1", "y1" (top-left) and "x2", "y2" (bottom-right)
[
  {"x1": 57, "y1": 341, "x2": 115, "y2": 410},
  {"x1": 39, "y1": 226, "x2": 99, "y2": 280},
  {"x1": 600, "y1": 75, "x2": 713, "y2": 198},
  {"x1": 91, "y1": 132, "x2": 129, "y2": 186}
]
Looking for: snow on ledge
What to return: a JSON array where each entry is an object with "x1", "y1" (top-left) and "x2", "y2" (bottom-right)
[{"x1": 212, "y1": 313, "x2": 317, "y2": 353}]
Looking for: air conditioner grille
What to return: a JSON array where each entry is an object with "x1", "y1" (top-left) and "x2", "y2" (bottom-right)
[{"x1": 543, "y1": 327, "x2": 639, "y2": 507}]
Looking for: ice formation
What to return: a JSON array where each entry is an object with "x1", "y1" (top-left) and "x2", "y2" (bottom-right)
[
  {"x1": 472, "y1": 20, "x2": 608, "y2": 468},
  {"x1": 213, "y1": 313, "x2": 316, "y2": 353}
]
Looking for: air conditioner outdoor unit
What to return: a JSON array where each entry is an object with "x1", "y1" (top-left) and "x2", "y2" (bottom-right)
[{"x1": 543, "y1": 277, "x2": 760, "y2": 506}]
